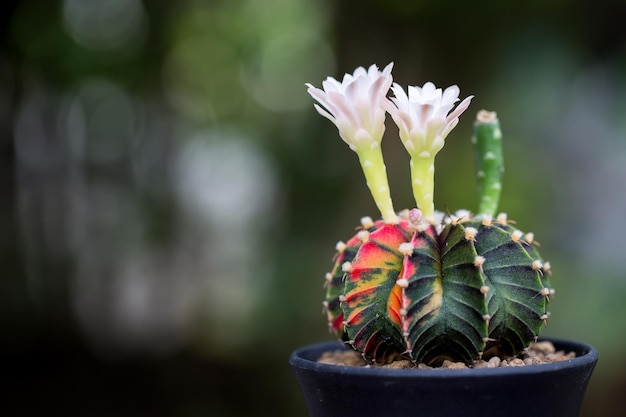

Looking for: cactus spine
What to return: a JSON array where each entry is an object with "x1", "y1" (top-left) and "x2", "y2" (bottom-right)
[{"x1": 322, "y1": 111, "x2": 553, "y2": 365}]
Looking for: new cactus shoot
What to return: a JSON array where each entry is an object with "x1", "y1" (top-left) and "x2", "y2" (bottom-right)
[{"x1": 473, "y1": 110, "x2": 504, "y2": 217}]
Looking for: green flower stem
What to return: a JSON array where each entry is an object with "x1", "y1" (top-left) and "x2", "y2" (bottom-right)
[
  {"x1": 409, "y1": 156, "x2": 436, "y2": 219},
  {"x1": 356, "y1": 147, "x2": 398, "y2": 223},
  {"x1": 473, "y1": 111, "x2": 503, "y2": 217}
]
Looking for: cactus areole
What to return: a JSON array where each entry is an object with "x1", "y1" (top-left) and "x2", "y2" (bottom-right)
[{"x1": 308, "y1": 65, "x2": 554, "y2": 366}]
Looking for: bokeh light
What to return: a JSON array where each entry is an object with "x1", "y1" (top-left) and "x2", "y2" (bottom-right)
[{"x1": 62, "y1": 0, "x2": 147, "y2": 52}]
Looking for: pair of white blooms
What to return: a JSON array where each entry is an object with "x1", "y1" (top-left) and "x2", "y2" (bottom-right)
[{"x1": 306, "y1": 63, "x2": 473, "y2": 222}]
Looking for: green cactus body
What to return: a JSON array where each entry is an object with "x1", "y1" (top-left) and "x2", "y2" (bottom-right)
[
  {"x1": 320, "y1": 109, "x2": 554, "y2": 366},
  {"x1": 323, "y1": 213, "x2": 551, "y2": 365}
]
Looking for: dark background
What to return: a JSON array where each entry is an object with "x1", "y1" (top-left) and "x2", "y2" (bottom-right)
[{"x1": 2, "y1": 0, "x2": 626, "y2": 416}]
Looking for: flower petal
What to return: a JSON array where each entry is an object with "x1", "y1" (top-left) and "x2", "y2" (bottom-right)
[
  {"x1": 306, "y1": 63, "x2": 393, "y2": 151},
  {"x1": 446, "y1": 95, "x2": 474, "y2": 123},
  {"x1": 387, "y1": 82, "x2": 472, "y2": 157}
]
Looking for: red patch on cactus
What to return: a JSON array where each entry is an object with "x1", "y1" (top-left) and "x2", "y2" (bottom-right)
[
  {"x1": 328, "y1": 313, "x2": 343, "y2": 334},
  {"x1": 350, "y1": 223, "x2": 411, "y2": 273},
  {"x1": 387, "y1": 283, "x2": 404, "y2": 326},
  {"x1": 371, "y1": 222, "x2": 413, "y2": 249}
]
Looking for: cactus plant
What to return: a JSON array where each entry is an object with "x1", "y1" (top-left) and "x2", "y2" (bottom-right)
[{"x1": 307, "y1": 64, "x2": 554, "y2": 366}]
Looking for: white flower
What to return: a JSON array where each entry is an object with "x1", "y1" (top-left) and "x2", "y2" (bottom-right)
[
  {"x1": 306, "y1": 63, "x2": 394, "y2": 152},
  {"x1": 386, "y1": 82, "x2": 473, "y2": 158},
  {"x1": 385, "y1": 82, "x2": 472, "y2": 219},
  {"x1": 306, "y1": 64, "x2": 398, "y2": 223}
]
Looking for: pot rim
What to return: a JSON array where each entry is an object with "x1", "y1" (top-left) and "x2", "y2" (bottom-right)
[{"x1": 289, "y1": 337, "x2": 598, "y2": 379}]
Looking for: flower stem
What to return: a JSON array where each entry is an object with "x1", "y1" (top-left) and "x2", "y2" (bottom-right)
[
  {"x1": 409, "y1": 156, "x2": 436, "y2": 219},
  {"x1": 356, "y1": 147, "x2": 398, "y2": 223},
  {"x1": 473, "y1": 110, "x2": 503, "y2": 217}
]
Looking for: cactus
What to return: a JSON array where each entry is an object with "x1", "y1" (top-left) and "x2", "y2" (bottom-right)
[{"x1": 308, "y1": 65, "x2": 553, "y2": 365}]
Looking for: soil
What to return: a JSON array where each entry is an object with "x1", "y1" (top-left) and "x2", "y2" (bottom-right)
[{"x1": 317, "y1": 341, "x2": 576, "y2": 369}]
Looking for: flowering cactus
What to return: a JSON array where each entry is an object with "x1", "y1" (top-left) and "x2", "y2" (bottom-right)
[{"x1": 308, "y1": 64, "x2": 553, "y2": 365}]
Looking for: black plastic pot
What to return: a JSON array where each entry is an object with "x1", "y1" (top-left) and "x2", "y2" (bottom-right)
[{"x1": 289, "y1": 338, "x2": 597, "y2": 417}]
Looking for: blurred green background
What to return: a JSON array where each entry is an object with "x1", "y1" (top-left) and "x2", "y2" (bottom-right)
[{"x1": 1, "y1": 0, "x2": 625, "y2": 416}]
